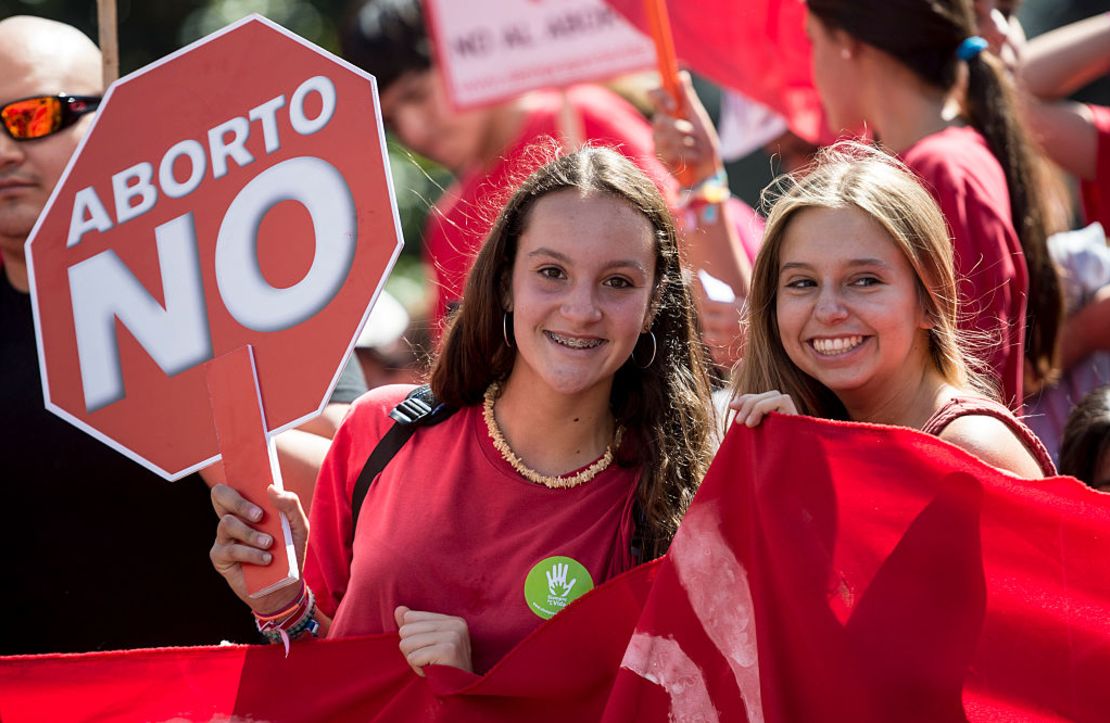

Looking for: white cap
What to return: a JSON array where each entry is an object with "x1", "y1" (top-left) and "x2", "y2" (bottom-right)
[{"x1": 355, "y1": 290, "x2": 410, "y2": 349}]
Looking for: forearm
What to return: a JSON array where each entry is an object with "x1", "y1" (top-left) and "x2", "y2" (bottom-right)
[
  {"x1": 1021, "y1": 13, "x2": 1110, "y2": 99},
  {"x1": 1059, "y1": 286, "x2": 1110, "y2": 370},
  {"x1": 200, "y1": 410, "x2": 341, "y2": 505},
  {"x1": 198, "y1": 428, "x2": 330, "y2": 500},
  {"x1": 1022, "y1": 99, "x2": 1099, "y2": 180},
  {"x1": 270, "y1": 429, "x2": 332, "y2": 512},
  {"x1": 293, "y1": 402, "x2": 349, "y2": 438},
  {"x1": 680, "y1": 200, "x2": 752, "y2": 300}
]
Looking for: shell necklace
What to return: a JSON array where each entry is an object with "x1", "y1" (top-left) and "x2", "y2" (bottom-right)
[{"x1": 482, "y1": 382, "x2": 623, "y2": 489}]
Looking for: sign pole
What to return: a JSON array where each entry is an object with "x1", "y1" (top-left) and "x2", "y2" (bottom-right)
[
  {"x1": 557, "y1": 90, "x2": 585, "y2": 150},
  {"x1": 206, "y1": 346, "x2": 299, "y2": 597},
  {"x1": 97, "y1": 0, "x2": 119, "y2": 86},
  {"x1": 643, "y1": 0, "x2": 696, "y2": 186}
]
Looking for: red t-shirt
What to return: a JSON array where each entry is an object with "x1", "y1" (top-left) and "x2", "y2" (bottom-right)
[
  {"x1": 901, "y1": 126, "x2": 1028, "y2": 407},
  {"x1": 1080, "y1": 104, "x2": 1110, "y2": 231},
  {"x1": 304, "y1": 385, "x2": 640, "y2": 673},
  {"x1": 423, "y1": 85, "x2": 677, "y2": 324}
]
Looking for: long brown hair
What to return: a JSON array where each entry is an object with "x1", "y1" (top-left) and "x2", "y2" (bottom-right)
[
  {"x1": 807, "y1": 0, "x2": 1064, "y2": 386},
  {"x1": 735, "y1": 141, "x2": 993, "y2": 417},
  {"x1": 430, "y1": 146, "x2": 714, "y2": 559}
]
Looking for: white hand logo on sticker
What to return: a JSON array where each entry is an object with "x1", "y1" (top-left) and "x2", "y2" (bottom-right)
[{"x1": 546, "y1": 562, "x2": 577, "y2": 599}]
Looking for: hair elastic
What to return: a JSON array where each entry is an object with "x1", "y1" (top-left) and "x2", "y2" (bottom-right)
[{"x1": 956, "y1": 36, "x2": 988, "y2": 61}]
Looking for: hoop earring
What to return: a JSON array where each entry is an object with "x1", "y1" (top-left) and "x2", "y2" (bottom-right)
[
  {"x1": 634, "y1": 330, "x2": 657, "y2": 369},
  {"x1": 502, "y1": 312, "x2": 513, "y2": 348}
]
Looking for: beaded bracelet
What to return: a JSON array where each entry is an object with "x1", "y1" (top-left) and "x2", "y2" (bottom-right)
[
  {"x1": 254, "y1": 583, "x2": 320, "y2": 655},
  {"x1": 679, "y1": 167, "x2": 731, "y2": 224},
  {"x1": 253, "y1": 581, "x2": 307, "y2": 623}
]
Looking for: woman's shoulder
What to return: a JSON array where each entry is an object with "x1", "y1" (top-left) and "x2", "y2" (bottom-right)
[
  {"x1": 902, "y1": 126, "x2": 1004, "y2": 190},
  {"x1": 352, "y1": 383, "x2": 420, "y2": 410},
  {"x1": 928, "y1": 396, "x2": 1054, "y2": 478},
  {"x1": 902, "y1": 127, "x2": 1012, "y2": 239},
  {"x1": 343, "y1": 384, "x2": 423, "y2": 434},
  {"x1": 938, "y1": 414, "x2": 1047, "y2": 478}
]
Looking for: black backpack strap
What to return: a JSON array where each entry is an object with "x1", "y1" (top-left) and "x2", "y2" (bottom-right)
[
  {"x1": 629, "y1": 500, "x2": 648, "y2": 565},
  {"x1": 349, "y1": 385, "x2": 456, "y2": 538}
]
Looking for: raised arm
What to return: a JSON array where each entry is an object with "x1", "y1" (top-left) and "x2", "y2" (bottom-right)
[
  {"x1": 1018, "y1": 13, "x2": 1110, "y2": 180},
  {"x1": 1021, "y1": 13, "x2": 1110, "y2": 100},
  {"x1": 650, "y1": 73, "x2": 752, "y2": 299}
]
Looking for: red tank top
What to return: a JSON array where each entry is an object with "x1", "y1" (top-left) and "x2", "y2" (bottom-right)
[{"x1": 921, "y1": 397, "x2": 1056, "y2": 477}]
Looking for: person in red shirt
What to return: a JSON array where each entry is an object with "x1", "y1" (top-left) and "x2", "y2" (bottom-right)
[
  {"x1": 209, "y1": 147, "x2": 715, "y2": 675},
  {"x1": 341, "y1": 0, "x2": 679, "y2": 327},
  {"x1": 799, "y1": 0, "x2": 1064, "y2": 410},
  {"x1": 731, "y1": 142, "x2": 1053, "y2": 479}
]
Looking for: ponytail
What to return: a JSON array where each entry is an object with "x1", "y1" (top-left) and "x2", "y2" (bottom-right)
[
  {"x1": 807, "y1": 0, "x2": 1065, "y2": 388},
  {"x1": 964, "y1": 52, "x2": 1064, "y2": 386}
]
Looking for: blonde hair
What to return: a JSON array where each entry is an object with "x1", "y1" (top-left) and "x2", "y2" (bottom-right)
[{"x1": 734, "y1": 141, "x2": 992, "y2": 418}]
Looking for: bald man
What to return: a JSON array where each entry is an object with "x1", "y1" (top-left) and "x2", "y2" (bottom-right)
[
  {"x1": 0, "y1": 15, "x2": 265, "y2": 654},
  {"x1": 0, "y1": 17, "x2": 100, "y2": 292},
  {"x1": 0, "y1": 17, "x2": 264, "y2": 654},
  {"x1": 1, "y1": 16, "x2": 375, "y2": 654}
]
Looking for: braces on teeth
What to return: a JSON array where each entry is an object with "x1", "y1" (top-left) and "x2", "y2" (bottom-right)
[{"x1": 549, "y1": 332, "x2": 603, "y2": 349}]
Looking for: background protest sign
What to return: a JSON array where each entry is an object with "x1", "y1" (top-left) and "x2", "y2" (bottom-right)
[
  {"x1": 424, "y1": 0, "x2": 657, "y2": 110},
  {"x1": 25, "y1": 15, "x2": 403, "y2": 593}
]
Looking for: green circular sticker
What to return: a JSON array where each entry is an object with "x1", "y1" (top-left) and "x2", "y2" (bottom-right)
[{"x1": 523, "y1": 556, "x2": 594, "y2": 620}]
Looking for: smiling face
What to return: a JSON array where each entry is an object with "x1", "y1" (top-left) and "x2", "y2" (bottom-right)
[
  {"x1": 506, "y1": 189, "x2": 657, "y2": 401},
  {"x1": 775, "y1": 205, "x2": 933, "y2": 407}
]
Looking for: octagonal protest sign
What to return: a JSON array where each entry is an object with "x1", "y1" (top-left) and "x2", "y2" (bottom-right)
[{"x1": 25, "y1": 15, "x2": 403, "y2": 593}]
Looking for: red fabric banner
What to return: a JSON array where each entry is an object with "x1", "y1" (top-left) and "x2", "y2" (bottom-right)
[
  {"x1": 5, "y1": 415, "x2": 1110, "y2": 721},
  {"x1": 603, "y1": 0, "x2": 828, "y2": 143},
  {"x1": 608, "y1": 414, "x2": 1110, "y2": 722},
  {"x1": 0, "y1": 559, "x2": 657, "y2": 722}
]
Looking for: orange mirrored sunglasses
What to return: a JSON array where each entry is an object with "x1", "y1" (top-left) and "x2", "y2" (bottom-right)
[{"x1": 1, "y1": 94, "x2": 101, "y2": 141}]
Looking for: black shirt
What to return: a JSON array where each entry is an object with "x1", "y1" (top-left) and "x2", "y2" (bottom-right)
[{"x1": 2, "y1": 274, "x2": 364, "y2": 654}]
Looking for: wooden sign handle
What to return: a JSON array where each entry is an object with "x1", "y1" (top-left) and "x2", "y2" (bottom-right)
[
  {"x1": 97, "y1": 0, "x2": 119, "y2": 86},
  {"x1": 644, "y1": 0, "x2": 683, "y2": 114},
  {"x1": 643, "y1": 0, "x2": 696, "y2": 186},
  {"x1": 206, "y1": 345, "x2": 299, "y2": 598},
  {"x1": 557, "y1": 90, "x2": 585, "y2": 150}
]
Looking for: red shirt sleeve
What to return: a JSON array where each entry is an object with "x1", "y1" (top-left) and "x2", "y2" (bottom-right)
[
  {"x1": 1080, "y1": 104, "x2": 1110, "y2": 230},
  {"x1": 903, "y1": 131, "x2": 1027, "y2": 406},
  {"x1": 303, "y1": 385, "x2": 413, "y2": 618}
]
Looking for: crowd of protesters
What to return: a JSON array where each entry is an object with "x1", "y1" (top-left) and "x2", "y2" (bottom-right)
[
  {"x1": 3, "y1": 0, "x2": 1109, "y2": 682},
  {"x1": 216, "y1": 0, "x2": 1110, "y2": 675}
]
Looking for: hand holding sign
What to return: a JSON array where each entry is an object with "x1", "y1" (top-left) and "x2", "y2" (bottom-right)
[
  {"x1": 649, "y1": 71, "x2": 725, "y2": 189},
  {"x1": 643, "y1": 0, "x2": 700, "y2": 186},
  {"x1": 27, "y1": 16, "x2": 403, "y2": 595},
  {"x1": 210, "y1": 475, "x2": 310, "y2": 613}
]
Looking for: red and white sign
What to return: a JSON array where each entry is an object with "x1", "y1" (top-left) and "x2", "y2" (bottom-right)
[
  {"x1": 425, "y1": 0, "x2": 657, "y2": 109},
  {"x1": 26, "y1": 15, "x2": 403, "y2": 481}
]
